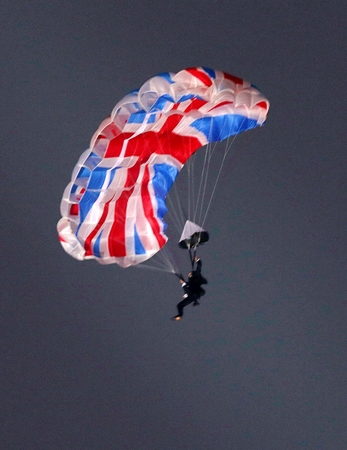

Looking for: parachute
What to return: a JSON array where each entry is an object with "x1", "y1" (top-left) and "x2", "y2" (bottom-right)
[{"x1": 57, "y1": 67, "x2": 269, "y2": 268}]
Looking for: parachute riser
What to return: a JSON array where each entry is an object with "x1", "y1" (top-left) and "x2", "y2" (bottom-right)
[{"x1": 188, "y1": 248, "x2": 193, "y2": 270}]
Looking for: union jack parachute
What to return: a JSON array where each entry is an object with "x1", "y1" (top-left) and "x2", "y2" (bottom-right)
[{"x1": 57, "y1": 67, "x2": 269, "y2": 268}]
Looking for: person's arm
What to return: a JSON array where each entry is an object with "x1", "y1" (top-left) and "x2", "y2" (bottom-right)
[
  {"x1": 195, "y1": 258, "x2": 202, "y2": 276},
  {"x1": 194, "y1": 257, "x2": 207, "y2": 284}
]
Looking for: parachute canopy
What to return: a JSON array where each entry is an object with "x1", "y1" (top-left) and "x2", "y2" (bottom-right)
[{"x1": 57, "y1": 67, "x2": 269, "y2": 268}]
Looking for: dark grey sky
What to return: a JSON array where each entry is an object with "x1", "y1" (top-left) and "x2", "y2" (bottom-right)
[{"x1": 2, "y1": 1, "x2": 347, "y2": 449}]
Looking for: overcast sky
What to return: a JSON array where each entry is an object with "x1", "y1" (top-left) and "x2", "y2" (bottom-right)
[{"x1": 2, "y1": 1, "x2": 347, "y2": 449}]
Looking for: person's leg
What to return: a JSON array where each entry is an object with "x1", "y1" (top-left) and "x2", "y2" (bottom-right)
[{"x1": 172, "y1": 297, "x2": 192, "y2": 320}]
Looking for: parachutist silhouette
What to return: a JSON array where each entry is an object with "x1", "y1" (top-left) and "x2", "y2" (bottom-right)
[{"x1": 172, "y1": 257, "x2": 208, "y2": 320}]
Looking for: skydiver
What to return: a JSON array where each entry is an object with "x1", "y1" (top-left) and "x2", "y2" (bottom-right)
[{"x1": 172, "y1": 256, "x2": 208, "y2": 320}]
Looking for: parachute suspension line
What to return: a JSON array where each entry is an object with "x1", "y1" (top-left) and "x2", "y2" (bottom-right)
[
  {"x1": 170, "y1": 141, "x2": 187, "y2": 232},
  {"x1": 185, "y1": 143, "x2": 197, "y2": 222},
  {"x1": 192, "y1": 141, "x2": 213, "y2": 225},
  {"x1": 134, "y1": 243, "x2": 178, "y2": 274},
  {"x1": 189, "y1": 152, "x2": 196, "y2": 221},
  {"x1": 192, "y1": 115, "x2": 231, "y2": 227},
  {"x1": 156, "y1": 242, "x2": 181, "y2": 274},
  {"x1": 186, "y1": 154, "x2": 192, "y2": 220},
  {"x1": 167, "y1": 188, "x2": 186, "y2": 236},
  {"x1": 134, "y1": 263, "x2": 174, "y2": 273},
  {"x1": 200, "y1": 122, "x2": 245, "y2": 229},
  {"x1": 195, "y1": 140, "x2": 220, "y2": 226},
  {"x1": 199, "y1": 116, "x2": 249, "y2": 228}
]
